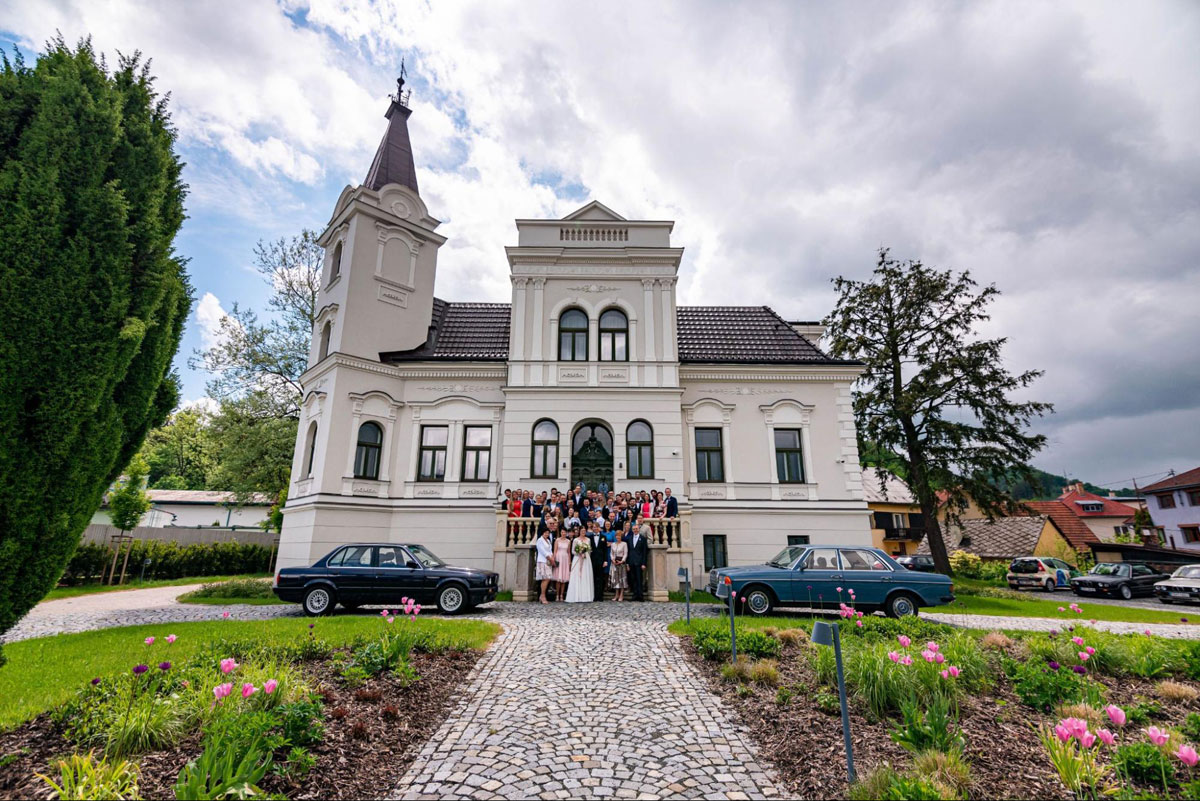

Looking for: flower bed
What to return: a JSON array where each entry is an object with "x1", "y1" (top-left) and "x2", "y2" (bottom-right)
[
  {"x1": 0, "y1": 605, "x2": 493, "y2": 799},
  {"x1": 676, "y1": 615, "x2": 1200, "y2": 799}
]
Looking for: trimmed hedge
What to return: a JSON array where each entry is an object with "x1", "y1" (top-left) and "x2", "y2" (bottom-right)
[{"x1": 61, "y1": 540, "x2": 272, "y2": 585}]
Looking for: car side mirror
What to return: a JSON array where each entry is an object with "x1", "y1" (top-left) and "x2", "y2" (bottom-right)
[{"x1": 406, "y1": 561, "x2": 420, "y2": 570}]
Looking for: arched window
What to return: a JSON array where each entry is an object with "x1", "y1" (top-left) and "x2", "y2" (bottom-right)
[
  {"x1": 531, "y1": 419, "x2": 558, "y2": 478},
  {"x1": 330, "y1": 241, "x2": 343, "y2": 281},
  {"x1": 353, "y1": 421, "x2": 383, "y2": 480},
  {"x1": 558, "y1": 309, "x2": 588, "y2": 361},
  {"x1": 626, "y1": 420, "x2": 653, "y2": 479},
  {"x1": 303, "y1": 421, "x2": 318, "y2": 478},
  {"x1": 599, "y1": 308, "x2": 628, "y2": 361},
  {"x1": 318, "y1": 321, "x2": 331, "y2": 361}
]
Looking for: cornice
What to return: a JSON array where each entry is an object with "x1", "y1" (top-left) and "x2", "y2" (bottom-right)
[
  {"x1": 679, "y1": 365, "x2": 864, "y2": 381},
  {"x1": 299, "y1": 353, "x2": 506, "y2": 385}
]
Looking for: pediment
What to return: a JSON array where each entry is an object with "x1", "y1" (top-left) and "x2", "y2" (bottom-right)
[{"x1": 561, "y1": 200, "x2": 626, "y2": 222}]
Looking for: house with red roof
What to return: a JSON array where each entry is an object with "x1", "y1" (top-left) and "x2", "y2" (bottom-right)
[
  {"x1": 1045, "y1": 483, "x2": 1140, "y2": 543},
  {"x1": 1141, "y1": 468, "x2": 1200, "y2": 553}
]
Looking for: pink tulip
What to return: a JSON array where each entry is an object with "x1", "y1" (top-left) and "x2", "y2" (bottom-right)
[
  {"x1": 947, "y1": 665, "x2": 960, "y2": 678},
  {"x1": 922, "y1": 650, "x2": 937, "y2": 663},
  {"x1": 1147, "y1": 726, "x2": 1169, "y2": 746},
  {"x1": 166, "y1": 634, "x2": 177, "y2": 644},
  {"x1": 1076, "y1": 608, "x2": 1084, "y2": 614},
  {"x1": 1054, "y1": 723, "x2": 1071, "y2": 743},
  {"x1": 381, "y1": 609, "x2": 389, "y2": 617},
  {"x1": 1144, "y1": 629, "x2": 1152, "y2": 636},
  {"x1": 899, "y1": 655, "x2": 913, "y2": 666},
  {"x1": 1097, "y1": 728, "x2": 1117, "y2": 747},
  {"x1": 888, "y1": 651, "x2": 900, "y2": 663},
  {"x1": 856, "y1": 620, "x2": 863, "y2": 628},
  {"x1": 400, "y1": 596, "x2": 409, "y2": 604},
  {"x1": 836, "y1": 586, "x2": 843, "y2": 593},
  {"x1": 413, "y1": 604, "x2": 422, "y2": 614},
  {"x1": 220, "y1": 658, "x2": 239, "y2": 674},
  {"x1": 897, "y1": 635, "x2": 911, "y2": 648},
  {"x1": 940, "y1": 669, "x2": 950, "y2": 679},
  {"x1": 1105, "y1": 705, "x2": 1127, "y2": 728},
  {"x1": 1078, "y1": 730, "x2": 1097, "y2": 749},
  {"x1": 1063, "y1": 718, "x2": 1089, "y2": 740},
  {"x1": 144, "y1": 636, "x2": 155, "y2": 646},
  {"x1": 1071, "y1": 636, "x2": 1084, "y2": 647},
  {"x1": 1057, "y1": 607, "x2": 1066, "y2": 612},
  {"x1": 1086, "y1": 646, "x2": 1096, "y2": 656},
  {"x1": 222, "y1": 611, "x2": 230, "y2": 619},
  {"x1": 935, "y1": 653, "x2": 946, "y2": 664},
  {"x1": 213, "y1": 683, "x2": 233, "y2": 702},
  {"x1": 1176, "y1": 745, "x2": 1199, "y2": 767},
  {"x1": 387, "y1": 617, "x2": 395, "y2": 624},
  {"x1": 264, "y1": 679, "x2": 278, "y2": 695},
  {"x1": 1090, "y1": 619, "x2": 1097, "y2": 625},
  {"x1": 241, "y1": 683, "x2": 257, "y2": 699},
  {"x1": 926, "y1": 642, "x2": 940, "y2": 653},
  {"x1": 1078, "y1": 652, "x2": 1090, "y2": 662}
]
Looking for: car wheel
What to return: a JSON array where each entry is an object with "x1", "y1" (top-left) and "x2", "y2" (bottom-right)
[
  {"x1": 743, "y1": 586, "x2": 774, "y2": 617},
  {"x1": 1044, "y1": 578, "x2": 1055, "y2": 593},
  {"x1": 1118, "y1": 583, "x2": 1133, "y2": 600},
  {"x1": 437, "y1": 584, "x2": 467, "y2": 615},
  {"x1": 886, "y1": 592, "x2": 920, "y2": 618},
  {"x1": 303, "y1": 586, "x2": 335, "y2": 617}
]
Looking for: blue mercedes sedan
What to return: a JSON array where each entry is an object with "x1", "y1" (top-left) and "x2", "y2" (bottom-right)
[{"x1": 706, "y1": 544, "x2": 954, "y2": 617}]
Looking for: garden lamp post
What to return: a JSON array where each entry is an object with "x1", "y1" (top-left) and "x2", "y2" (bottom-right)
[
  {"x1": 678, "y1": 566, "x2": 691, "y2": 624},
  {"x1": 715, "y1": 575, "x2": 737, "y2": 662},
  {"x1": 812, "y1": 620, "x2": 855, "y2": 783}
]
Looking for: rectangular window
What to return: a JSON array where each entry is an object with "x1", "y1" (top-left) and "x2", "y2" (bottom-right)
[
  {"x1": 559, "y1": 331, "x2": 588, "y2": 361},
  {"x1": 787, "y1": 535, "x2": 810, "y2": 547},
  {"x1": 1158, "y1": 493, "x2": 1177, "y2": 509},
  {"x1": 695, "y1": 428, "x2": 724, "y2": 482},
  {"x1": 1183, "y1": 526, "x2": 1200, "y2": 544},
  {"x1": 599, "y1": 331, "x2": 627, "y2": 361},
  {"x1": 703, "y1": 535, "x2": 728, "y2": 572},
  {"x1": 461, "y1": 426, "x2": 492, "y2": 482},
  {"x1": 1188, "y1": 490, "x2": 1200, "y2": 506},
  {"x1": 872, "y1": 511, "x2": 892, "y2": 530},
  {"x1": 417, "y1": 425, "x2": 448, "y2": 482},
  {"x1": 774, "y1": 428, "x2": 805, "y2": 483}
]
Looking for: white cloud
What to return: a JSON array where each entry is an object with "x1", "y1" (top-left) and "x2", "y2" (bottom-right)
[{"x1": 193, "y1": 292, "x2": 230, "y2": 351}]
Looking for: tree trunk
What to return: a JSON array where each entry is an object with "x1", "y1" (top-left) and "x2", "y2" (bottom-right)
[{"x1": 920, "y1": 498, "x2": 952, "y2": 576}]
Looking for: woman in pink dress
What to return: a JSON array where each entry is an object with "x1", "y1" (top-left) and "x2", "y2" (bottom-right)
[{"x1": 552, "y1": 529, "x2": 572, "y2": 601}]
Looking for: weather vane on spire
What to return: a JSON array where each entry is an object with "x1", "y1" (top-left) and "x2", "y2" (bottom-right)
[{"x1": 394, "y1": 58, "x2": 412, "y2": 108}]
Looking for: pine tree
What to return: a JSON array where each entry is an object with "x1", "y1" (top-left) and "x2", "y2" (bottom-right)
[
  {"x1": 0, "y1": 39, "x2": 190, "y2": 647},
  {"x1": 825, "y1": 250, "x2": 1051, "y2": 575}
]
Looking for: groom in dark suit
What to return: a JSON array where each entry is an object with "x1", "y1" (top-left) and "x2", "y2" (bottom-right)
[
  {"x1": 590, "y1": 529, "x2": 609, "y2": 600},
  {"x1": 627, "y1": 523, "x2": 650, "y2": 601}
]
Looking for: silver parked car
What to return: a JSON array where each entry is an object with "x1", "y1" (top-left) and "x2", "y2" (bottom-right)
[{"x1": 1153, "y1": 564, "x2": 1200, "y2": 605}]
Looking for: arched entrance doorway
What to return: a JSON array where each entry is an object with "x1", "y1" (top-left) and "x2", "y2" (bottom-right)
[{"x1": 570, "y1": 421, "x2": 613, "y2": 492}]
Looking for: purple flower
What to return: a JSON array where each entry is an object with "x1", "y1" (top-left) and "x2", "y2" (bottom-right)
[
  {"x1": 308, "y1": 623, "x2": 315, "y2": 629},
  {"x1": 1048, "y1": 630, "x2": 1058, "y2": 638},
  {"x1": 90, "y1": 677, "x2": 101, "y2": 686},
  {"x1": 1047, "y1": 661, "x2": 1060, "y2": 671},
  {"x1": 158, "y1": 662, "x2": 171, "y2": 672},
  {"x1": 1072, "y1": 665, "x2": 1087, "y2": 675},
  {"x1": 132, "y1": 664, "x2": 148, "y2": 676}
]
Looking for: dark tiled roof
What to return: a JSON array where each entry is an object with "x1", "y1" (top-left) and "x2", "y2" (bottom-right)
[
  {"x1": 364, "y1": 100, "x2": 419, "y2": 193},
  {"x1": 676, "y1": 306, "x2": 853, "y2": 364},
  {"x1": 380, "y1": 299, "x2": 510, "y2": 362},
  {"x1": 381, "y1": 302, "x2": 856, "y2": 365},
  {"x1": 1023, "y1": 501, "x2": 1102, "y2": 550},
  {"x1": 916, "y1": 516, "x2": 1057, "y2": 560},
  {"x1": 1142, "y1": 467, "x2": 1200, "y2": 493}
]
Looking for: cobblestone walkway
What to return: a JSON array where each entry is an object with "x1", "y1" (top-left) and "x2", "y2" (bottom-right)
[{"x1": 390, "y1": 606, "x2": 780, "y2": 800}]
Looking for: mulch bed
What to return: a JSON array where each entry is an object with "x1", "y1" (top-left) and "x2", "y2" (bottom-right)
[
  {"x1": 681, "y1": 637, "x2": 1200, "y2": 800},
  {"x1": 0, "y1": 650, "x2": 479, "y2": 800}
]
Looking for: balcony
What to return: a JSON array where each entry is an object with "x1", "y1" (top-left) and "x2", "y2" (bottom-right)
[{"x1": 881, "y1": 527, "x2": 924, "y2": 542}]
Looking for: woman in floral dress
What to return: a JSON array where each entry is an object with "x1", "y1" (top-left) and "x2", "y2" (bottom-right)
[
  {"x1": 552, "y1": 528, "x2": 572, "y2": 601},
  {"x1": 608, "y1": 529, "x2": 629, "y2": 602}
]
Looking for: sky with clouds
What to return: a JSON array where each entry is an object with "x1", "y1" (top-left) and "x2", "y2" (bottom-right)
[{"x1": 2, "y1": 0, "x2": 1198, "y2": 488}]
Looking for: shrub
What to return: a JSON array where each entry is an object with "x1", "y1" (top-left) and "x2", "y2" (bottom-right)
[
  {"x1": 1156, "y1": 680, "x2": 1199, "y2": 704},
  {"x1": 174, "y1": 735, "x2": 273, "y2": 800},
  {"x1": 977, "y1": 560, "x2": 1011, "y2": 583},
  {"x1": 739, "y1": 630, "x2": 782, "y2": 660},
  {"x1": 1182, "y1": 712, "x2": 1200, "y2": 743},
  {"x1": 1113, "y1": 742, "x2": 1176, "y2": 786},
  {"x1": 185, "y1": 578, "x2": 274, "y2": 600},
  {"x1": 881, "y1": 775, "x2": 944, "y2": 800},
  {"x1": 948, "y1": 551, "x2": 983, "y2": 579},
  {"x1": 890, "y1": 696, "x2": 964, "y2": 755},
  {"x1": 38, "y1": 752, "x2": 140, "y2": 801},
  {"x1": 1005, "y1": 657, "x2": 1092, "y2": 712},
  {"x1": 911, "y1": 749, "x2": 971, "y2": 800},
  {"x1": 274, "y1": 746, "x2": 317, "y2": 783},
  {"x1": 815, "y1": 692, "x2": 840, "y2": 715},
  {"x1": 845, "y1": 633, "x2": 989, "y2": 717},
  {"x1": 1126, "y1": 637, "x2": 1173, "y2": 679},
  {"x1": 841, "y1": 615, "x2": 949, "y2": 643},
  {"x1": 1126, "y1": 699, "x2": 1165, "y2": 727},
  {"x1": 1181, "y1": 642, "x2": 1200, "y2": 682},
  {"x1": 720, "y1": 659, "x2": 751, "y2": 684},
  {"x1": 62, "y1": 540, "x2": 273, "y2": 585},
  {"x1": 775, "y1": 687, "x2": 793, "y2": 706},
  {"x1": 691, "y1": 624, "x2": 781, "y2": 661},
  {"x1": 278, "y1": 700, "x2": 325, "y2": 748}
]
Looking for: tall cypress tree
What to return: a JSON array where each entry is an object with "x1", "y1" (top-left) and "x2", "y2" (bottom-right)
[{"x1": 0, "y1": 38, "x2": 190, "y2": 647}]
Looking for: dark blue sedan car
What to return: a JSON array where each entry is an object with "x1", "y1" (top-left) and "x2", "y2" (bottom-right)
[
  {"x1": 707, "y1": 544, "x2": 954, "y2": 617},
  {"x1": 274, "y1": 543, "x2": 499, "y2": 616}
]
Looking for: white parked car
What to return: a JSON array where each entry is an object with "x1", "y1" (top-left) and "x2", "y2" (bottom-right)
[
  {"x1": 1153, "y1": 564, "x2": 1200, "y2": 605},
  {"x1": 1006, "y1": 556, "x2": 1080, "y2": 592}
]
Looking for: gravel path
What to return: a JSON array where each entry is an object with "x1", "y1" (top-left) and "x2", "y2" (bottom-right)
[{"x1": 923, "y1": 610, "x2": 1200, "y2": 639}]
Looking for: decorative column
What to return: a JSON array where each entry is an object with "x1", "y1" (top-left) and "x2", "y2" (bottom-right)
[
  {"x1": 642, "y1": 278, "x2": 657, "y2": 386},
  {"x1": 588, "y1": 314, "x2": 599, "y2": 385},
  {"x1": 660, "y1": 278, "x2": 676, "y2": 385},
  {"x1": 530, "y1": 277, "x2": 545, "y2": 385},
  {"x1": 511, "y1": 277, "x2": 528, "y2": 386}
]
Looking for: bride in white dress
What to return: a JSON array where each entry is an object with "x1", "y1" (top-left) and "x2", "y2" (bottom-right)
[{"x1": 565, "y1": 528, "x2": 594, "y2": 603}]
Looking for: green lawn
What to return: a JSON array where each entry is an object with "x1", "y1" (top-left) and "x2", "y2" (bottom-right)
[
  {"x1": 668, "y1": 589, "x2": 719, "y2": 604},
  {"x1": 43, "y1": 574, "x2": 272, "y2": 602},
  {"x1": 0, "y1": 616, "x2": 500, "y2": 730},
  {"x1": 943, "y1": 593, "x2": 1197, "y2": 625},
  {"x1": 177, "y1": 593, "x2": 285, "y2": 606}
]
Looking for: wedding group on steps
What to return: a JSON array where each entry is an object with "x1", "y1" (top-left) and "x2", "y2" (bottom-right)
[{"x1": 534, "y1": 520, "x2": 653, "y2": 604}]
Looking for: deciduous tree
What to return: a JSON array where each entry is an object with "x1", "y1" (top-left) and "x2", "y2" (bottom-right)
[
  {"x1": 0, "y1": 40, "x2": 190, "y2": 646},
  {"x1": 825, "y1": 249, "x2": 1052, "y2": 575}
]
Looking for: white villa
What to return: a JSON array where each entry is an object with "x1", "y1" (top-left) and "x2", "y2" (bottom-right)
[{"x1": 278, "y1": 84, "x2": 872, "y2": 598}]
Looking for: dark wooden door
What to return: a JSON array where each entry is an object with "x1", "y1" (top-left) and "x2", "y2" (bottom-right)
[{"x1": 571, "y1": 423, "x2": 613, "y2": 492}]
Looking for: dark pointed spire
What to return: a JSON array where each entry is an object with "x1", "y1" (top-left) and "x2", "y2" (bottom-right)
[{"x1": 364, "y1": 62, "x2": 418, "y2": 194}]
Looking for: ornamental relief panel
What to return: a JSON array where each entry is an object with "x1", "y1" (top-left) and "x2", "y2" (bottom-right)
[{"x1": 698, "y1": 387, "x2": 790, "y2": 396}]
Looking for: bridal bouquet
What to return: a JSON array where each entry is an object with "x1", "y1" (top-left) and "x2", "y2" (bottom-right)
[{"x1": 573, "y1": 540, "x2": 592, "y2": 556}]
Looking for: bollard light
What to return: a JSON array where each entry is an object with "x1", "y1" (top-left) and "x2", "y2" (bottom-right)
[
  {"x1": 677, "y1": 566, "x2": 691, "y2": 624},
  {"x1": 811, "y1": 620, "x2": 856, "y2": 784}
]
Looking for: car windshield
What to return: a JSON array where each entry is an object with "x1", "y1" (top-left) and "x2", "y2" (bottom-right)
[
  {"x1": 406, "y1": 544, "x2": 446, "y2": 568},
  {"x1": 1091, "y1": 563, "x2": 1128, "y2": 577},
  {"x1": 1173, "y1": 566, "x2": 1200, "y2": 580},
  {"x1": 1010, "y1": 559, "x2": 1041, "y2": 574},
  {"x1": 768, "y1": 546, "x2": 807, "y2": 568}
]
